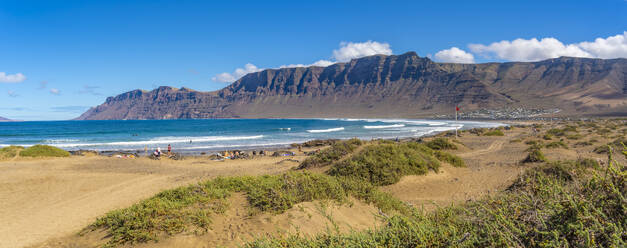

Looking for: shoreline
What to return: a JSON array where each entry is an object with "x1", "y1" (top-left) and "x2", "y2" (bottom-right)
[
  {"x1": 79, "y1": 124, "x2": 510, "y2": 157},
  {"x1": 2, "y1": 118, "x2": 508, "y2": 156}
]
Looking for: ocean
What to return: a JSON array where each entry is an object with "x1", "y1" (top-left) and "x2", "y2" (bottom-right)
[{"x1": 0, "y1": 119, "x2": 504, "y2": 153}]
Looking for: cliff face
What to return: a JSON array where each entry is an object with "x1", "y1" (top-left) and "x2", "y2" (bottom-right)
[{"x1": 76, "y1": 52, "x2": 627, "y2": 120}]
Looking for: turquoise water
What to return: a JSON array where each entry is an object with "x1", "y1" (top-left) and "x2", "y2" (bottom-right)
[{"x1": 0, "y1": 119, "x2": 503, "y2": 152}]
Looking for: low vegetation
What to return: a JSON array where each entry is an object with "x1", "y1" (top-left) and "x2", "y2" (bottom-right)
[
  {"x1": 327, "y1": 142, "x2": 440, "y2": 186},
  {"x1": 19, "y1": 144, "x2": 70, "y2": 157},
  {"x1": 565, "y1": 133, "x2": 583, "y2": 140},
  {"x1": 0, "y1": 145, "x2": 23, "y2": 159},
  {"x1": 574, "y1": 140, "x2": 594, "y2": 147},
  {"x1": 545, "y1": 141, "x2": 568, "y2": 149},
  {"x1": 522, "y1": 148, "x2": 546, "y2": 163},
  {"x1": 424, "y1": 137, "x2": 457, "y2": 150},
  {"x1": 297, "y1": 138, "x2": 362, "y2": 169},
  {"x1": 297, "y1": 139, "x2": 339, "y2": 147},
  {"x1": 246, "y1": 156, "x2": 625, "y2": 247},
  {"x1": 434, "y1": 150, "x2": 465, "y2": 167},
  {"x1": 483, "y1": 129, "x2": 505, "y2": 136},
  {"x1": 525, "y1": 140, "x2": 544, "y2": 150},
  {"x1": 546, "y1": 126, "x2": 578, "y2": 137},
  {"x1": 593, "y1": 138, "x2": 626, "y2": 155},
  {"x1": 85, "y1": 170, "x2": 411, "y2": 247}
]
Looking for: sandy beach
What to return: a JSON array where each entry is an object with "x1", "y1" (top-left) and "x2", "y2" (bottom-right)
[{"x1": 0, "y1": 153, "x2": 305, "y2": 248}]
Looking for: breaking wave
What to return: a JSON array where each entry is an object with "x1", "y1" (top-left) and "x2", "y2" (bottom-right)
[
  {"x1": 363, "y1": 124, "x2": 405, "y2": 129},
  {"x1": 306, "y1": 127, "x2": 345, "y2": 133}
]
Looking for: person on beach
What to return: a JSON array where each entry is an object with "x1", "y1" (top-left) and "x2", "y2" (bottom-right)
[
  {"x1": 167, "y1": 144, "x2": 172, "y2": 154},
  {"x1": 154, "y1": 147, "x2": 161, "y2": 157}
]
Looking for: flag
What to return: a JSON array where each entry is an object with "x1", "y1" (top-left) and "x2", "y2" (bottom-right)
[{"x1": 456, "y1": 106, "x2": 460, "y2": 112}]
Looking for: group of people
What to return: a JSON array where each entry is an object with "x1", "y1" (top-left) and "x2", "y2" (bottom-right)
[
  {"x1": 220, "y1": 150, "x2": 271, "y2": 159},
  {"x1": 145, "y1": 144, "x2": 297, "y2": 160},
  {"x1": 150, "y1": 144, "x2": 172, "y2": 158}
]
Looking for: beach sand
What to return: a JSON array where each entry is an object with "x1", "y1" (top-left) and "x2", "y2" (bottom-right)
[
  {"x1": 0, "y1": 120, "x2": 622, "y2": 248},
  {"x1": 0, "y1": 153, "x2": 306, "y2": 248}
]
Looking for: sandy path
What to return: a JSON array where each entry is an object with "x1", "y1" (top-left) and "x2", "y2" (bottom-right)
[
  {"x1": 383, "y1": 130, "x2": 529, "y2": 210},
  {"x1": 0, "y1": 155, "x2": 301, "y2": 248},
  {"x1": 382, "y1": 163, "x2": 523, "y2": 210},
  {"x1": 458, "y1": 139, "x2": 506, "y2": 158}
]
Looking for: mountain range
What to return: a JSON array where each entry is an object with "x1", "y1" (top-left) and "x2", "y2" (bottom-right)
[
  {"x1": 0, "y1": 116, "x2": 14, "y2": 122},
  {"x1": 76, "y1": 52, "x2": 626, "y2": 120}
]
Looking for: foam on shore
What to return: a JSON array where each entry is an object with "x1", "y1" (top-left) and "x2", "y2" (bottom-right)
[
  {"x1": 306, "y1": 127, "x2": 345, "y2": 133},
  {"x1": 363, "y1": 124, "x2": 405, "y2": 129}
]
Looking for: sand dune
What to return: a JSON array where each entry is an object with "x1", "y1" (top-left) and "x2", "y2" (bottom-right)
[{"x1": 0, "y1": 155, "x2": 303, "y2": 248}]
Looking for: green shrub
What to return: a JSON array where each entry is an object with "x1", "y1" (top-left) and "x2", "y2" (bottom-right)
[
  {"x1": 542, "y1": 133, "x2": 553, "y2": 140},
  {"x1": 424, "y1": 138, "x2": 457, "y2": 150},
  {"x1": 593, "y1": 138, "x2": 626, "y2": 154},
  {"x1": 522, "y1": 148, "x2": 546, "y2": 163},
  {"x1": 525, "y1": 140, "x2": 544, "y2": 150},
  {"x1": 596, "y1": 128, "x2": 611, "y2": 135},
  {"x1": 468, "y1": 128, "x2": 486, "y2": 136},
  {"x1": 563, "y1": 125, "x2": 578, "y2": 132},
  {"x1": 546, "y1": 128, "x2": 566, "y2": 137},
  {"x1": 20, "y1": 145, "x2": 69, "y2": 157},
  {"x1": 545, "y1": 141, "x2": 568, "y2": 149},
  {"x1": 0, "y1": 145, "x2": 23, "y2": 159},
  {"x1": 574, "y1": 141, "x2": 593, "y2": 147},
  {"x1": 574, "y1": 158, "x2": 600, "y2": 169},
  {"x1": 566, "y1": 133, "x2": 583, "y2": 140},
  {"x1": 483, "y1": 129, "x2": 504, "y2": 136},
  {"x1": 327, "y1": 142, "x2": 440, "y2": 186},
  {"x1": 298, "y1": 138, "x2": 362, "y2": 169},
  {"x1": 509, "y1": 139, "x2": 521, "y2": 143},
  {"x1": 434, "y1": 151, "x2": 465, "y2": 167}
]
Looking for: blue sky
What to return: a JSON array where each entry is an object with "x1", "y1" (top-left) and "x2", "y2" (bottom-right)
[{"x1": 1, "y1": 0, "x2": 625, "y2": 120}]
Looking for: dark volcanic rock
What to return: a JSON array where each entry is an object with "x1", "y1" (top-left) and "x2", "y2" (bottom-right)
[{"x1": 76, "y1": 52, "x2": 627, "y2": 120}]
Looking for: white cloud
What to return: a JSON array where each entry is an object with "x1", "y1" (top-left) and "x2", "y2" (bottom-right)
[
  {"x1": 7, "y1": 90, "x2": 18, "y2": 97},
  {"x1": 468, "y1": 31, "x2": 627, "y2": 61},
  {"x1": 576, "y1": 31, "x2": 627, "y2": 59},
  {"x1": 50, "y1": 88, "x2": 60, "y2": 95},
  {"x1": 279, "y1": 60, "x2": 335, "y2": 69},
  {"x1": 0, "y1": 72, "x2": 26, "y2": 83},
  {"x1": 332, "y1": 41, "x2": 392, "y2": 62},
  {"x1": 434, "y1": 47, "x2": 475, "y2": 63},
  {"x1": 212, "y1": 41, "x2": 393, "y2": 83},
  {"x1": 212, "y1": 63, "x2": 263, "y2": 83}
]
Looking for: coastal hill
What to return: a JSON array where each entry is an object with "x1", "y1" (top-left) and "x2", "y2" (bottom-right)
[
  {"x1": 76, "y1": 52, "x2": 626, "y2": 120},
  {"x1": 0, "y1": 116, "x2": 13, "y2": 122}
]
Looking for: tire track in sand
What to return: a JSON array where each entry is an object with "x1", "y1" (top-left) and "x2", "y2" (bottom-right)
[{"x1": 458, "y1": 139, "x2": 506, "y2": 158}]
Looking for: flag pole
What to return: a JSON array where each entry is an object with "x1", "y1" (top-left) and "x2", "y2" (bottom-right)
[{"x1": 455, "y1": 105, "x2": 458, "y2": 138}]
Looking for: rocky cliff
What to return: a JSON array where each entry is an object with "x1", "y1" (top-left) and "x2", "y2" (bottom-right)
[{"x1": 76, "y1": 52, "x2": 627, "y2": 120}]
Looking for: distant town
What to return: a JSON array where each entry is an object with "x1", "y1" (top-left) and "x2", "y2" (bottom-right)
[{"x1": 438, "y1": 107, "x2": 561, "y2": 120}]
